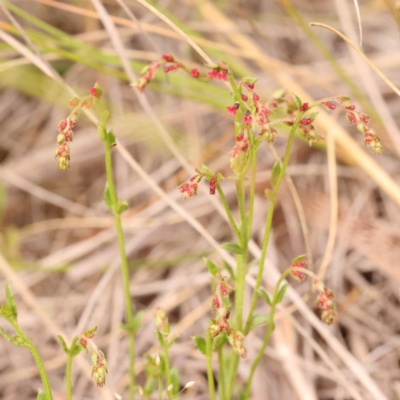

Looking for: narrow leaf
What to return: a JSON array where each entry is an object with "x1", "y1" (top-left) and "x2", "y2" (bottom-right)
[
  {"x1": 107, "y1": 130, "x2": 116, "y2": 146},
  {"x1": 132, "y1": 311, "x2": 144, "y2": 334},
  {"x1": 221, "y1": 242, "x2": 244, "y2": 255},
  {"x1": 203, "y1": 258, "x2": 219, "y2": 277},
  {"x1": 156, "y1": 330, "x2": 166, "y2": 347},
  {"x1": 103, "y1": 183, "x2": 112, "y2": 210},
  {"x1": 117, "y1": 200, "x2": 129, "y2": 214},
  {"x1": 259, "y1": 288, "x2": 272, "y2": 306},
  {"x1": 57, "y1": 335, "x2": 69, "y2": 353},
  {"x1": 274, "y1": 284, "x2": 289, "y2": 305},
  {"x1": 97, "y1": 124, "x2": 106, "y2": 141},
  {"x1": 248, "y1": 314, "x2": 269, "y2": 332},
  {"x1": 270, "y1": 160, "x2": 281, "y2": 187},
  {"x1": 201, "y1": 164, "x2": 213, "y2": 176},
  {"x1": 36, "y1": 389, "x2": 47, "y2": 400},
  {"x1": 5, "y1": 284, "x2": 17, "y2": 318},
  {"x1": 307, "y1": 111, "x2": 319, "y2": 122},
  {"x1": 223, "y1": 261, "x2": 235, "y2": 280},
  {"x1": 213, "y1": 333, "x2": 227, "y2": 351},
  {"x1": 294, "y1": 94, "x2": 302, "y2": 109},
  {"x1": 193, "y1": 336, "x2": 206, "y2": 355}
]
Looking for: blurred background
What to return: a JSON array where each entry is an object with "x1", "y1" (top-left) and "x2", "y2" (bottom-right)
[{"x1": 0, "y1": 0, "x2": 400, "y2": 399}]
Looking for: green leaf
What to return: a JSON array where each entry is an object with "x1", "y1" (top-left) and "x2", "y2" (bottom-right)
[
  {"x1": 307, "y1": 111, "x2": 319, "y2": 122},
  {"x1": 71, "y1": 344, "x2": 83, "y2": 357},
  {"x1": 5, "y1": 284, "x2": 17, "y2": 319},
  {"x1": 264, "y1": 188, "x2": 274, "y2": 202},
  {"x1": 248, "y1": 314, "x2": 269, "y2": 332},
  {"x1": 270, "y1": 160, "x2": 281, "y2": 188},
  {"x1": 213, "y1": 333, "x2": 227, "y2": 351},
  {"x1": 274, "y1": 284, "x2": 289, "y2": 305},
  {"x1": 132, "y1": 311, "x2": 144, "y2": 334},
  {"x1": 294, "y1": 94, "x2": 302, "y2": 109},
  {"x1": 203, "y1": 258, "x2": 219, "y2": 277},
  {"x1": 170, "y1": 367, "x2": 180, "y2": 395},
  {"x1": 117, "y1": 200, "x2": 129, "y2": 214},
  {"x1": 97, "y1": 124, "x2": 106, "y2": 141},
  {"x1": 107, "y1": 130, "x2": 116, "y2": 146},
  {"x1": 201, "y1": 164, "x2": 213, "y2": 176},
  {"x1": 221, "y1": 242, "x2": 244, "y2": 255},
  {"x1": 259, "y1": 288, "x2": 272, "y2": 306},
  {"x1": 103, "y1": 183, "x2": 112, "y2": 210},
  {"x1": 292, "y1": 254, "x2": 306, "y2": 265},
  {"x1": 36, "y1": 389, "x2": 47, "y2": 400},
  {"x1": 223, "y1": 261, "x2": 235, "y2": 280},
  {"x1": 57, "y1": 335, "x2": 69, "y2": 353},
  {"x1": 193, "y1": 336, "x2": 206, "y2": 355},
  {"x1": 242, "y1": 76, "x2": 258, "y2": 85},
  {"x1": 0, "y1": 327, "x2": 14, "y2": 343},
  {"x1": 156, "y1": 330, "x2": 166, "y2": 347}
]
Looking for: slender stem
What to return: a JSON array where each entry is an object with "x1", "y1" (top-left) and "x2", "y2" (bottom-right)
[
  {"x1": 104, "y1": 135, "x2": 136, "y2": 399},
  {"x1": 163, "y1": 345, "x2": 172, "y2": 391},
  {"x1": 234, "y1": 179, "x2": 248, "y2": 331},
  {"x1": 226, "y1": 353, "x2": 239, "y2": 400},
  {"x1": 245, "y1": 110, "x2": 306, "y2": 334},
  {"x1": 65, "y1": 338, "x2": 77, "y2": 400},
  {"x1": 217, "y1": 184, "x2": 240, "y2": 239},
  {"x1": 218, "y1": 347, "x2": 227, "y2": 400},
  {"x1": 247, "y1": 142, "x2": 257, "y2": 239},
  {"x1": 205, "y1": 332, "x2": 216, "y2": 400},
  {"x1": 12, "y1": 323, "x2": 53, "y2": 400},
  {"x1": 243, "y1": 269, "x2": 291, "y2": 399},
  {"x1": 65, "y1": 350, "x2": 72, "y2": 400}
]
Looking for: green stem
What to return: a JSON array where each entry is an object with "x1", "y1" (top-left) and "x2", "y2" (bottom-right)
[
  {"x1": 217, "y1": 347, "x2": 227, "y2": 400},
  {"x1": 205, "y1": 333, "x2": 216, "y2": 400},
  {"x1": 12, "y1": 323, "x2": 53, "y2": 400},
  {"x1": 65, "y1": 339, "x2": 76, "y2": 400},
  {"x1": 163, "y1": 345, "x2": 172, "y2": 392},
  {"x1": 244, "y1": 110, "x2": 306, "y2": 334},
  {"x1": 234, "y1": 179, "x2": 248, "y2": 331},
  {"x1": 217, "y1": 184, "x2": 240, "y2": 239},
  {"x1": 243, "y1": 269, "x2": 291, "y2": 399},
  {"x1": 104, "y1": 134, "x2": 136, "y2": 399},
  {"x1": 226, "y1": 353, "x2": 239, "y2": 400},
  {"x1": 247, "y1": 141, "x2": 258, "y2": 238}
]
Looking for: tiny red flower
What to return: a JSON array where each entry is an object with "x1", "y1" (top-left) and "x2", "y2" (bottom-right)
[
  {"x1": 213, "y1": 294, "x2": 221, "y2": 309},
  {"x1": 190, "y1": 68, "x2": 200, "y2": 78},
  {"x1": 209, "y1": 175, "x2": 217, "y2": 195},
  {"x1": 162, "y1": 54, "x2": 174, "y2": 62},
  {"x1": 346, "y1": 111, "x2": 357, "y2": 124},
  {"x1": 241, "y1": 94, "x2": 248, "y2": 102},
  {"x1": 300, "y1": 102, "x2": 309, "y2": 111},
  {"x1": 322, "y1": 101, "x2": 337, "y2": 110},
  {"x1": 227, "y1": 102, "x2": 240, "y2": 116},
  {"x1": 163, "y1": 64, "x2": 180, "y2": 73},
  {"x1": 90, "y1": 87, "x2": 101, "y2": 98},
  {"x1": 243, "y1": 111, "x2": 252, "y2": 125}
]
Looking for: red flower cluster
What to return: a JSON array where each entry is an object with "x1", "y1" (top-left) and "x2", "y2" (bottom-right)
[
  {"x1": 179, "y1": 175, "x2": 201, "y2": 199},
  {"x1": 290, "y1": 259, "x2": 307, "y2": 281},
  {"x1": 324, "y1": 96, "x2": 382, "y2": 154},
  {"x1": 55, "y1": 86, "x2": 102, "y2": 170},
  {"x1": 208, "y1": 66, "x2": 228, "y2": 81},
  {"x1": 315, "y1": 283, "x2": 335, "y2": 325},
  {"x1": 209, "y1": 276, "x2": 247, "y2": 358},
  {"x1": 133, "y1": 61, "x2": 160, "y2": 93},
  {"x1": 298, "y1": 114, "x2": 319, "y2": 146}
]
